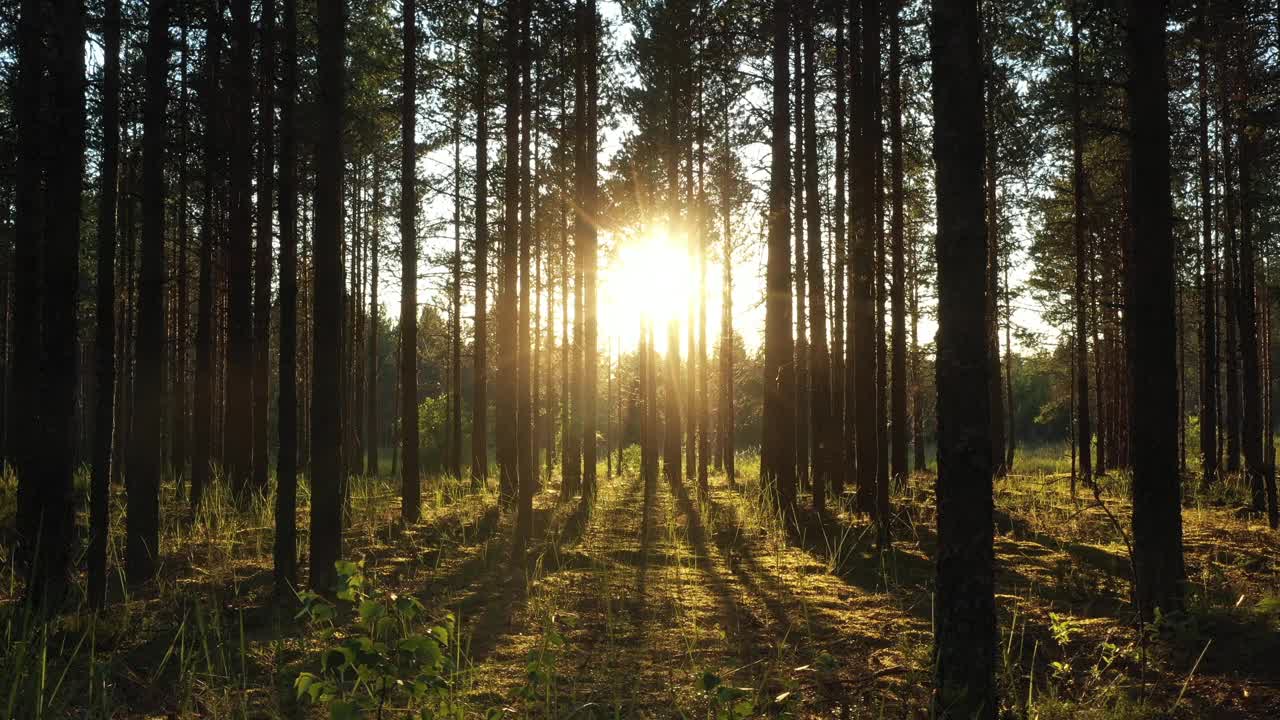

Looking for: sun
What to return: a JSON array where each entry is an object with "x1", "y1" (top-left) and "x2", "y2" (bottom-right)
[{"x1": 600, "y1": 224, "x2": 696, "y2": 355}]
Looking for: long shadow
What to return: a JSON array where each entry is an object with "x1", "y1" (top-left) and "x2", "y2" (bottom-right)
[
  {"x1": 787, "y1": 506, "x2": 936, "y2": 616},
  {"x1": 698, "y1": 481, "x2": 916, "y2": 676},
  {"x1": 793, "y1": 495, "x2": 1115, "y2": 619},
  {"x1": 988, "y1": 506, "x2": 1134, "y2": 617},
  {"x1": 457, "y1": 483, "x2": 609, "y2": 665},
  {"x1": 664, "y1": 472, "x2": 755, "y2": 661},
  {"x1": 696, "y1": 487, "x2": 917, "y2": 712},
  {"x1": 993, "y1": 507, "x2": 1130, "y2": 574}
]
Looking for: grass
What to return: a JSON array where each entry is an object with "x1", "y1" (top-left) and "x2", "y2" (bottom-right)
[{"x1": 0, "y1": 446, "x2": 1277, "y2": 718}]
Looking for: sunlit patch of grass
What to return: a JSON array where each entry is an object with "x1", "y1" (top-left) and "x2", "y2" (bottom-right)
[{"x1": 0, "y1": 442, "x2": 1276, "y2": 718}]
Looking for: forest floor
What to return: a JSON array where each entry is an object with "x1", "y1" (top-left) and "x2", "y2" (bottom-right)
[{"x1": 2, "y1": 451, "x2": 1279, "y2": 719}]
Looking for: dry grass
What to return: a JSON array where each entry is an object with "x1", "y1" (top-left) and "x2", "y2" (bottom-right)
[{"x1": 0, "y1": 450, "x2": 1277, "y2": 718}]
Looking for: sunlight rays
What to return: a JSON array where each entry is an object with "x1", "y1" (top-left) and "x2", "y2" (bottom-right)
[{"x1": 600, "y1": 223, "x2": 699, "y2": 355}]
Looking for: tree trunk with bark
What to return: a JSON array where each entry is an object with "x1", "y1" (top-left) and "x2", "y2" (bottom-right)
[
  {"x1": 275, "y1": 0, "x2": 299, "y2": 594},
  {"x1": 889, "y1": 0, "x2": 908, "y2": 485},
  {"x1": 929, "y1": 2, "x2": 996, "y2": 713},
  {"x1": 90, "y1": 0, "x2": 122, "y2": 607},
  {"x1": 1124, "y1": 0, "x2": 1185, "y2": 621},
  {"x1": 763, "y1": 0, "x2": 796, "y2": 515},
  {"x1": 128, "y1": 0, "x2": 169, "y2": 586},
  {"x1": 311, "y1": 0, "x2": 346, "y2": 592},
  {"x1": 1070, "y1": 1, "x2": 1092, "y2": 491},
  {"x1": 853, "y1": 0, "x2": 879, "y2": 519},
  {"x1": 253, "y1": 0, "x2": 276, "y2": 492},
  {"x1": 192, "y1": 0, "x2": 221, "y2": 516},
  {"x1": 472, "y1": 2, "x2": 489, "y2": 490}
]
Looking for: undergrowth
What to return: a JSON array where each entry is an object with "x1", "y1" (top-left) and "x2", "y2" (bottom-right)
[{"x1": 0, "y1": 446, "x2": 1276, "y2": 718}]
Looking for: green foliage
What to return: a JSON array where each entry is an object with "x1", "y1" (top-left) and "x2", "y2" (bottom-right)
[
  {"x1": 295, "y1": 560, "x2": 461, "y2": 719},
  {"x1": 417, "y1": 396, "x2": 450, "y2": 472},
  {"x1": 513, "y1": 614, "x2": 573, "y2": 715},
  {"x1": 1048, "y1": 611, "x2": 1078, "y2": 647},
  {"x1": 692, "y1": 670, "x2": 755, "y2": 720},
  {"x1": 1144, "y1": 607, "x2": 1206, "y2": 663}
]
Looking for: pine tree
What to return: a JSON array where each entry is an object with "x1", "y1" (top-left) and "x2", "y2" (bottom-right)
[
  {"x1": 192, "y1": 0, "x2": 222, "y2": 515},
  {"x1": 1124, "y1": 0, "x2": 1185, "y2": 621},
  {"x1": 852, "y1": 0, "x2": 879, "y2": 518},
  {"x1": 888, "y1": 0, "x2": 907, "y2": 485},
  {"x1": 472, "y1": 0, "x2": 490, "y2": 490},
  {"x1": 253, "y1": 0, "x2": 276, "y2": 492},
  {"x1": 275, "y1": 0, "x2": 300, "y2": 595},
  {"x1": 401, "y1": 0, "x2": 420, "y2": 521},
  {"x1": 930, "y1": 1, "x2": 995, "y2": 714},
  {"x1": 226, "y1": 0, "x2": 255, "y2": 500},
  {"x1": 128, "y1": 0, "x2": 170, "y2": 585},
  {"x1": 90, "y1": 0, "x2": 122, "y2": 608},
  {"x1": 763, "y1": 0, "x2": 796, "y2": 515},
  {"x1": 1069, "y1": 0, "x2": 1091, "y2": 493},
  {"x1": 311, "y1": 0, "x2": 347, "y2": 593},
  {"x1": 800, "y1": 0, "x2": 830, "y2": 513}
]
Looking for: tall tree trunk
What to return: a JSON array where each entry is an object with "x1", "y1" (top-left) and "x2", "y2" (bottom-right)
[
  {"x1": 720, "y1": 93, "x2": 735, "y2": 487},
  {"x1": 559, "y1": 80, "x2": 573, "y2": 495},
  {"x1": 1004, "y1": 260, "x2": 1016, "y2": 470},
  {"x1": 311, "y1": 0, "x2": 346, "y2": 592},
  {"x1": 114, "y1": 168, "x2": 135, "y2": 490},
  {"x1": 929, "y1": 2, "x2": 995, "y2": 714},
  {"x1": 17, "y1": 0, "x2": 85, "y2": 604},
  {"x1": 853, "y1": 0, "x2": 879, "y2": 519},
  {"x1": 451, "y1": 94, "x2": 463, "y2": 482},
  {"x1": 873, "y1": 19, "x2": 888, "y2": 533},
  {"x1": 275, "y1": 0, "x2": 299, "y2": 594},
  {"x1": 832, "y1": 4, "x2": 847, "y2": 497},
  {"x1": 1094, "y1": 253, "x2": 1107, "y2": 474},
  {"x1": 763, "y1": 0, "x2": 796, "y2": 514},
  {"x1": 402, "y1": 0, "x2": 419, "y2": 515},
  {"x1": 1236, "y1": 59, "x2": 1266, "y2": 515},
  {"x1": 46, "y1": 0, "x2": 85, "y2": 600},
  {"x1": 226, "y1": 0, "x2": 255, "y2": 499},
  {"x1": 1221, "y1": 38, "x2": 1241, "y2": 474},
  {"x1": 128, "y1": 0, "x2": 169, "y2": 586},
  {"x1": 696, "y1": 68, "x2": 709, "y2": 495},
  {"x1": 253, "y1": 0, "x2": 276, "y2": 492},
  {"x1": 910, "y1": 219, "x2": 926, "y2": 472},
  {"x1": 9, "y1": 0, "x2": 42, "y2": 499},
  {"x1": 1124, "y1": 0, "x2": 1185, "y2": 621},
  {"x1": 1070, "y1": 1, "x2": 1092, "y2": 490},
  {"x1": 565, "y1": 0, "x2": 586, "y2": 495},
  {"x1": 845, "y1": 1, "x2": 861, "y2": 495},
  {"x1": 174, "y1": 10, "x2": 191, "y2": 485},
  {"x1": 792, "y1": 22, "x2": 809, "y2": 495},
  {"x1": 983, "y1": 5, "x2": 1005, "y2": 476},
  {"x1": 472, "y1": 1, "x2": 489, "y2": 489},
  {"x1": 801, "y1": 0, "x2": 829, "y2": 514},
  {"x1": 686, "y1": 58, "x2": 698, "y2": 489},
  {"x1": 90, "y1": 0, "x2": 121, "y2": 608},
  {"x1": 533, "y1": 86, "x2": 543, "y2": 482},
  {"x1": 582, "y1": 0, "x2": 600, "y2": 500},
  {"x1": 497, "y1": 0, "x2": 520, "y2": 502},
  {"x1": 369, "y1": 174, "x2": 381, "y2": 478},
  {"x1": 193, "y1": 0, "x2": 221, "y2": 515},
  {"x1": 545, "y1": 132, "x2": 557, "y2": 485},
  {"x1": 515, "y1": 0, "x2": 534, "y2": 551},
  {"x1": 889, "y1": 0, "x2": 908, "y2": 485}
]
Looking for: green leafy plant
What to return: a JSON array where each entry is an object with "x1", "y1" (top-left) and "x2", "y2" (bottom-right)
[
  {"x1": 1048, "y1": 612, "x2": 1077, "y2": 647},
  {"x1": 694, "y1": 670, "x2": 755, "y2": 720},
  {"x1": 294, "y1": 560, "x2": 460, "y2": 720},
  {"x1": 514, "y1": 614, "x2": 572, "y2": 715}
]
